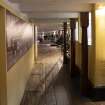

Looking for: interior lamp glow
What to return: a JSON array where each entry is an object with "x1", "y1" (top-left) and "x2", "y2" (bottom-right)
[
  {"x1": 96, "y1": 5, "x2": 105, "y2": 15},
  {"x1": 53, "y1": 31, "x2": 56, "y2": 35}
]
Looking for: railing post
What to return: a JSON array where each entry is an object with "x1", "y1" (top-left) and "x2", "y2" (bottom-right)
[{"x1": 34, "y1": 25, "x2": 38, "y2": 62}]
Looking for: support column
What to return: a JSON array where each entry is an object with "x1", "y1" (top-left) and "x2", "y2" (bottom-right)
[
  {"x1": 63, "y1": 22, "x2": 67, "y2": 64},
  {"x1": 0, "y1": 7, "x2": 7, "y2": 105},
  {"x1": 80, "y1": 12, "x2": 89, "y2": 96},
  {"x1": 70, "y1": 19, "x2": 76, "y2": 76},
  {"x1": 34, "y1": 25, "x2": 38, "y2": 62}
]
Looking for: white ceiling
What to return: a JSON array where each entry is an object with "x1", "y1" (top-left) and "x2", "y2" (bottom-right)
[
  {"x1": 6, "y1": 0, "x2": 96, "y2": 19},
  {"x1": 4, "y1": 0, "x2": 105, "y2": 32}
]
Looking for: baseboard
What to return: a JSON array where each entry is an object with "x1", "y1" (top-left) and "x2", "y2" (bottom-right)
[
  {"x1": 88, "y1": 80, "x2": 105, "y2": 101},
  {"x1": 71, "y1": 65, "x2": 105, "y2": 101},
  {"x1": 70, "y1": 64, "x2": 105, "y2": 101}
]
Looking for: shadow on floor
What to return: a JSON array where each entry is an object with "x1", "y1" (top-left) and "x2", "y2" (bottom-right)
[
  {"x1": 38, "y1": 66, "x2": 73, "y2": 105},
  {"x1": 69, "y1": 67, "x2": 105, "y2": 105},
  {"x1": 20, "y1": 64, "x2": 105, "y2": 105}
]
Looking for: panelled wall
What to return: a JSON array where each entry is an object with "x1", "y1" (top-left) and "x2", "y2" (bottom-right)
[{"x1": 0, "y1": 5, "x2": 35, "y2": 105}]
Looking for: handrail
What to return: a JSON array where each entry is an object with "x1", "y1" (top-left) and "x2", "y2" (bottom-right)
[
  {"x1": 35, "y1": 57, "x2": 62, "y2": 89},
  {"x1": 36, "y1": 57, "x2": 63, "y2": 105}
]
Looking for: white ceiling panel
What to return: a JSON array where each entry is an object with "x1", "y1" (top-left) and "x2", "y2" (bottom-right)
[
  {"x1": 4, "y1": 0, "x2": 94, "y2": 20},
  {"x1": 27, "y1": 12, "x2": 79, "y2": 19},
  {"x1": 3, "y1": 0, "x2": 105, "y2": 32},
  {"x1": 19, "y1": 3, "x2": 92, "y2": 12}
]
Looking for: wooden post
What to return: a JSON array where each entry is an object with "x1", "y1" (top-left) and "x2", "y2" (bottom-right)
[
  {"x1": 70, "y1": 18, "x2": 76, "y2": 76},
  {"x1": 0, "y1": 7, "x2": 7, "y2": 105},
  {"x1": 34, "y1": 25, "x2": 38, "y2": 62},
  {"x1": 63, "y1": 22, "x2": 67, "y2": 64},
  {"x1": 80, "y1": 12, "x2": 89, "y2": 96}
]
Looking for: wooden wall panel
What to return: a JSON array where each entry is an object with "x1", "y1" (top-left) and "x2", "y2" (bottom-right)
[{"x1": 0, "y1": 7, "x2": 7, "y2": 105}]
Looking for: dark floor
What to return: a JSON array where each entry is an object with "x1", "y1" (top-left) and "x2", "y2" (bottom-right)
[{"x1": 38, "y1": 67, "x2": 73, "y2": 105}]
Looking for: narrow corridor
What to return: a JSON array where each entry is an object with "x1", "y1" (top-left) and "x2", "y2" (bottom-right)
[
  {"x1": 20, "y1": 42, "x2": 105, "y2": 105},
  {"x1": 38, "y1": 68, "x2": 73, "y2": 105},
  {"x1": 20, "y1": 42, "x2": 63, "y2": 105},
  {"x1": 1, "y1": 1, "x2": 105, "y2": 105}
]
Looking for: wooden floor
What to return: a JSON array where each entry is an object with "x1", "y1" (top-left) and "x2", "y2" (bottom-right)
[
  {"x1": 20, "y1": 66, "x2": 105, "y2": 105},
  {"x1": 20, "y1": 43, "x2": 63, "y2": 105},
  {"x1": 39, "y1": 67, "x2": 73, "y2": 105},
  {"x1": 20, "y1": 43, "x2": 105, "y2": 105}
]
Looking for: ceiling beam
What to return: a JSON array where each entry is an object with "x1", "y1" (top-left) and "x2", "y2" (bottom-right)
[
  {"x1": 19, "y1": 3, "x2": 92, "y2": 12},
  {"x1": 28, "y1": 12, "x2": 79, "y2": 19},
  {"x1": 31, "y1": 18, "x2": 68, "y2": 24}
]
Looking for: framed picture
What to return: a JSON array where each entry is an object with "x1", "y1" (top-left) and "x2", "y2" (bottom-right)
[{"x1": 6, "y1": 11, "x2": 34, "y2": 71}]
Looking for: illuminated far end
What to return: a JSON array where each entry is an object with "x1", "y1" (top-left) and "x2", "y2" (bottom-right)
[{"x1": 96, "y1": 4, "x2": 105, "y2": 16}]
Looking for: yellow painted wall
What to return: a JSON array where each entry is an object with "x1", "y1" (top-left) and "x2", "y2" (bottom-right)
[
  {"x1": 88, "y1": 9, "x2": 96, "y2": 86},
  {"x1": 7, "y1": 45, "x2": 34, "y2": 105},
  {"x1": 0, "y1": 7, "x2": 7, "y2": 105},
  {"x1": 75, "y1": 42, "x2": 82, "y2": 70},
  {"x1": 75, "y1": 43, "x2": 95, "y2": 85},
  {"x1": 0, "y1": 3, "x2": 35, "y2": 105},
  {"x1": 94, "y1": 4, "x2": 105, "y2": 87},
  {"x1": 75, "y1": 17, "x2": 82, "y2": 70},
  {"x1": 75, "y1": 12, "x2": 95, "y2": 85}
]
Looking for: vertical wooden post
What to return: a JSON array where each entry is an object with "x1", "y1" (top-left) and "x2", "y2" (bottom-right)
[
  {"x1": 63, "y1": 22, "x2": 67, "y2": 64},
  {"x1": 70, "y1": 18, "x2": 76, "y2": 76},
  {"x1": 0, "y1": 7, "x2": 7, "y2": 105},
  {"x1": 34, "y1": 25, "x2": 38, "y2": 62},
  {"x1": 80, "y1": 12, "x2": 89, "y2": 96}
]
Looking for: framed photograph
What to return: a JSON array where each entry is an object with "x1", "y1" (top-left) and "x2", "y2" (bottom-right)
[{"x1": 6, "y1": 11, "x2": 34, "y2": 71}]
